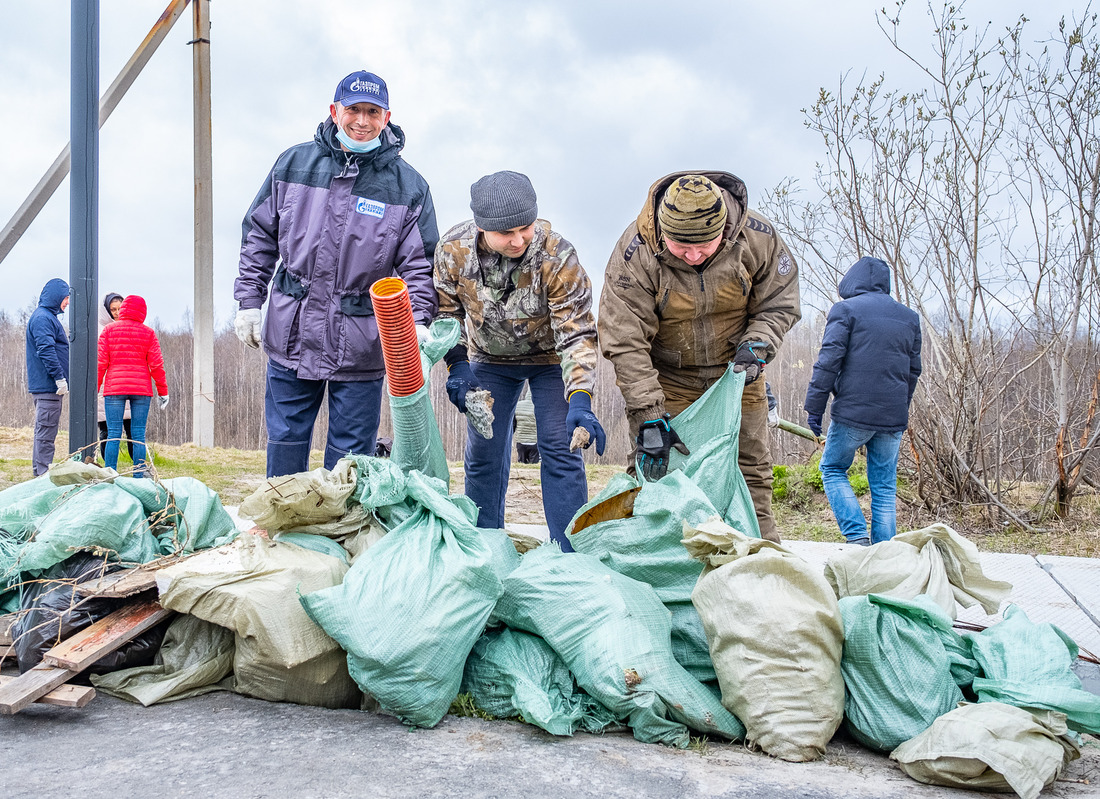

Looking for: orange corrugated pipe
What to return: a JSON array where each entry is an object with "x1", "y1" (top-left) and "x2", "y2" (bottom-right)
[{"x1": 370, "y1": 277, "x2": 424, "y2": 397}]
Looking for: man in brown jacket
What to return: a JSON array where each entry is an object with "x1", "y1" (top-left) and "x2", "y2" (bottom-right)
[{"x1": 599, "y1": 172, "x2": 801, "y2": 542}]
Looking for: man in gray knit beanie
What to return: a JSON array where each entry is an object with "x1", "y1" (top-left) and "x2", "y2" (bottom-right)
[
  {"x1": 470, "y1": 170, "x2": 538, "y2": 232},
  {"x1": 433, "y1": 170, "x2": 604, "y2": 552}
]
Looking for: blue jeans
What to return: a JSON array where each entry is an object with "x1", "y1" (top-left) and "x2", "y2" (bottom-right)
[
  {"x1": 105, "y1": 395, "x2": 151, "y2": 477},
  {"x1": 465, "y1": 363, "x2": 587, "y2": 552},
  {"x1": 265, "y1": 361, "x2": 384, "y2": 477},
  {"x1": 819, "y1": 421, "x2": 903, "y2": 544}
]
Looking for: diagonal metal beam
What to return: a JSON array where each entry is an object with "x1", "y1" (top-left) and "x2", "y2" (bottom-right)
[{"x1": 0, "y1": 0, "x2": 191, "y2": 265}]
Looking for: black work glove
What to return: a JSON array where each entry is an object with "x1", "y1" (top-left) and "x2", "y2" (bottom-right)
[
  {"x1": 732, "y1": 342, "x2": 767, "y2": 384},
  {"x1": 636, "y1": 414, "x2": 690, "y2": 482},
  {"x1": 806, "y1": 413, "x2": 823, "y2": 437},
  {"x1": 446, "y1": 361, "x2": 478, "y2": 413}
]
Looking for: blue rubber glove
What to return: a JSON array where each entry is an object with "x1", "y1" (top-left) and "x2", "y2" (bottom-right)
[
  {"x1": 806, "y1": 413, "x2": 823, "y2": 437},
  {"x1": 446, "y1": 361, "x2": 478, "y2": 413},
  {"x1": 566, "y1": 391, "x2": 606, "y2": 456}
]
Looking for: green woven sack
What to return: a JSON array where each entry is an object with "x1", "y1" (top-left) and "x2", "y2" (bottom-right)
[
  {"x1": 565, "y1": 369, "x2": 760, "y2": 688},
  {"x1": 840, "y1": 593, "x2": 978, "y2": 751},
  {"x1": 970, "y1": 604, "x2": 1100, "y2": 735},
  {"x1": 461, "y1": 626, "x2": 618, "y2": 736},
  {"x1": 493, "y1": 544, "x2": 745, "y2": 748},
  {"x1": 569, "y1": 471, "x2": 720, "y2": 686},
  {"x1": 388, "y1": 317, "x2": 460, "y2": 486},
  {"x1": 300, "y1": 470, "x2": 510, "y2": 728}
]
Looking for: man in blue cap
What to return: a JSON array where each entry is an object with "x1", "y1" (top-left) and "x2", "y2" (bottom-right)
[
  {"x1": 25, "y1": 278, "x2": 70, "y2": 476},
  {"x1": 234, "y1": 70, "x2": 439, "y2": 477}
]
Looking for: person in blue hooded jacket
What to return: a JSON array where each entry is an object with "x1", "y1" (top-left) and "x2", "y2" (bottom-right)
[
  {"x1": 804, "y1": 257, "x2": 922, "y2": 545},
  {"x1": 25, "y1": 278, "x2": 71, "y2": 476}
]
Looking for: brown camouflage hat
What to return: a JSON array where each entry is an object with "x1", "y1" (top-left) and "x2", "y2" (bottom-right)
[{"x1": 658, "y1": 175, "x2": 727, "y2": 243}]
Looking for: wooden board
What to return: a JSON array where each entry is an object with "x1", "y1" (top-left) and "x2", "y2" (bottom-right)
[
  {"x1": 0, "y1": 612, "x2": 16, "y2": 646},
  {"x1": 570, "y1": 487, "x2": 641, "y2": 535},
  {"x1": 0, "y1": 663, "x2": 79, "y2": 714},
  {"x1": 74, "y1": 553, "x2": 196, "y2": 599},
  {"x1": 41, "y1": 597, "x2": 172, "y2": 672},
  {"x1": 74, "y1": 568, "x2": 158, "y2": 599},
  {"x1": 0, "y1": 674, "x2": 94, "y2": 708}
]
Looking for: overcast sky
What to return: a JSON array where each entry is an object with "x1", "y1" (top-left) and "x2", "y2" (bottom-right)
[{"x1": 0, "y1": 0, "x2": 1068, "y2": 329}]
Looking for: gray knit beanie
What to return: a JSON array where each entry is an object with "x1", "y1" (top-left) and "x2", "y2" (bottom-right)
[{"x1": 470, "y1": 171, "x2": 538, "y2": 231}]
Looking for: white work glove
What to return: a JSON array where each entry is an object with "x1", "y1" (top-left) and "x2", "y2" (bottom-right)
[
  {"x1": 158, "y1": 395, "x2": 170, "y2": 411},
  {"x1": 55, "y1": 378, "x2": 69, "y2": 396},
  {"x1": 234, "y1": 308, "x2": 263, "y2": 349},
  {"x1": 415, "y1": 324, "x2": 431, "y2": 345}
]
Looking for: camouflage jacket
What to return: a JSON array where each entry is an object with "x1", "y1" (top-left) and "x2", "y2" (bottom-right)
[
  {"x1": 598, "y1": 170, "x2": 801, "y2": 417},
  {"x1": 434, "y1": 219, "x2": 598, "y2": 398}
]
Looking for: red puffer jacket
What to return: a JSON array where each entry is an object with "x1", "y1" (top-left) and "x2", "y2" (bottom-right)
[{"x1": 97, "y1": 295, "x2": 168, "y2": 397}]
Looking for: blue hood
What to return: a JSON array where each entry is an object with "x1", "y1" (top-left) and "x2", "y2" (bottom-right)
[
  {"x1": 838, "y1": 256, "x2": 891, "y2": 299},
  {"x1": 38, "y1": 278, "x2": 70, "y2": 314}
]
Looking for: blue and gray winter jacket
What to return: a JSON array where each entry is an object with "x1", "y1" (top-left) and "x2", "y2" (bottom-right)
[
  {"x1": 804, "y1": 257, "x2": 922, "y2": 432},
  {"x1": 25, "y1": 278, "x2": 70, "y2": 394},
  {"x1": 234, "y1": 118, "x2": 439, "y2": 381}
]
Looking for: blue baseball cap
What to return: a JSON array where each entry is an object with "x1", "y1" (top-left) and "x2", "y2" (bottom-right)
[{"x1": 333, "y1": 70, "x2": 389, "y2": 110}]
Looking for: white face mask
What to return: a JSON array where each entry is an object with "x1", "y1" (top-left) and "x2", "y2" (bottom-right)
[{"x1": 336, "y1": 125, "x2": 382, "y2": 154}]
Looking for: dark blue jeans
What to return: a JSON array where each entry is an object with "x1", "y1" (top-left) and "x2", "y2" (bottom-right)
[
  {"x1": 105, "y1": 395, "x2": 151, "y2": 477},
  {"x1": 265, "y1": 361, "x2": 384, "y2": 477},
  {"x1": 465, "y1": 362, "x2": 587, "y2": 552}
]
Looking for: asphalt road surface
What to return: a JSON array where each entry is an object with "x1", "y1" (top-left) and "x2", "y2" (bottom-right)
[{"x1": 2, "y1": 690, "x2": 1098, "y2": 799}]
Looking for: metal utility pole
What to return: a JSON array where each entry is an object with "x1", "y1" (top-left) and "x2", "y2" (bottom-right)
[
  {"x1": 69, "y1": 0, "x2": 100, "y2": 458},
  {"x1": 191, "y1": 0, "x2": 215, "y2": 446}
]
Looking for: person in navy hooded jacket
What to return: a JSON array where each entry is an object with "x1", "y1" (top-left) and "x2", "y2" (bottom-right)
[
  {"x1": 25, "y1": 278, "x2": 70, "y2": 476},
  {"x1": 804, "y1": 257, "x2": 922, "y2": 545}
]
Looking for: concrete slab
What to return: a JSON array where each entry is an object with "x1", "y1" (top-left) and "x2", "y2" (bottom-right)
[
  {"x1": 1039, "y1": 554, "x2": 1100, "y2": 636},
  {"x1": 506, "y1": 522, "x2": 550, "y2": 542},
  {"x1": 781, "y1": 541, "x2": 1100, "y2": 654}
]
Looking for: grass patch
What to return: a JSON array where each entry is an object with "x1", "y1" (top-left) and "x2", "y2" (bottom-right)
[
  {"x1": 688, "y1": 735, "x2": 713, "y2": 756},
  {"x1": 448, "y1": 692, "x2": 496, "y2": 721}
]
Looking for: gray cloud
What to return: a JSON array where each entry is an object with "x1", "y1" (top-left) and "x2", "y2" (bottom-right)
[{"x1": 0, "y1": 0, "x2": 1063, "y2": 327}]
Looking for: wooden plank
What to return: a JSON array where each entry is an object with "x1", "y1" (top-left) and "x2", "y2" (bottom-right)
[
  {"x1": 74, "y1": 568, "x2": 158, "y2": 599},
  {"x1": 0, "y1": 663, "x2": 79, "y2": 714},
  {"x1": 74, "y1": 553, "x2": 194, "y2": 599},
  {"x1": 0, "y1": 674, "x2": 94, "y2": 708},
  {"x1": 0, "y1": 612, "x2": 17, "y2": 646},
  {"x1": 41, "y1": 597, "x2": 173, "y2": 672}
]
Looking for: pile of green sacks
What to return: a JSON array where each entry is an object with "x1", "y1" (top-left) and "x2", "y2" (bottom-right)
[{"x1": 0, "y1": 461, "x2": 238, "y2": 614}]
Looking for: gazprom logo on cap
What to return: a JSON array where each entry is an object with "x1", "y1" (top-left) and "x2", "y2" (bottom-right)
[
  {"x1": 349, "y1": 78, "x2": 381, "y2": 97},
  {"x1": 355, "y1": 197, "x2": 386, "y2": 219}
]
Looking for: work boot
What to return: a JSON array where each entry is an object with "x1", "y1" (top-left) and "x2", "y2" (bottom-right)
[{"x1": 846, "y1": 535, "x2": 871, "y2": 547}]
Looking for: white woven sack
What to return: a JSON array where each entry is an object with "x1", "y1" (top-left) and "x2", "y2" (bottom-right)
[
  {"x1": 891, "y1": 702, "x2": 1079, "y2": 799},
  {"x1": 685, "y1": 517, "x2": 844, "y2": 761},
  {"x1": 824, "y1": 522, "x2": 1010, "y2": 619}
]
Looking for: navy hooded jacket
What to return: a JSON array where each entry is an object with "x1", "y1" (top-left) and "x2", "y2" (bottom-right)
[
  {"x1": 25, "y1": 278, "x2": 71, "y2": 394},
  {"x1": 804, "y1": 257, "x2": 921, "y2": 432}
]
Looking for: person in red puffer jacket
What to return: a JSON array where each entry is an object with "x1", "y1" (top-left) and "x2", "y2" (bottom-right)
[{"x1": 97, "y1": 295, "x2": 169, "y2": 477}]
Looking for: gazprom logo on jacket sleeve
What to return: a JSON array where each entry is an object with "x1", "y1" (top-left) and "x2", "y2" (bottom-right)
[{"x1": 355, "y1": 198, "x2": 386, "y2": 219}]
